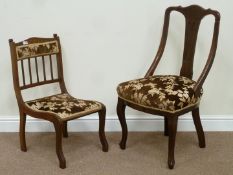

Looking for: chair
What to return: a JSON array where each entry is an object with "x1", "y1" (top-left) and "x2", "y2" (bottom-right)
[
  {"x1": 116, "y1": 5, "x2": 220, "y2": 169},
  {"x1": 9, "y1": 34, "x2": 108, "y2": 169}
]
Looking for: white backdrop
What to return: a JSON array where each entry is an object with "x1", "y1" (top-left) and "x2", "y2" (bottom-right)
[{"x1": 0, "y1": 0, "x2": 232, "y2": 118}]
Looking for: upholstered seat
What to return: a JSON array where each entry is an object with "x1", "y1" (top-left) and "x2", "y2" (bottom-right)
[
  {"x1": 117, "y1": 75, "x2": 202, "y2": 113},
  {"x1": 26, "y1": 93, "x2": 102, "y2": 120}
]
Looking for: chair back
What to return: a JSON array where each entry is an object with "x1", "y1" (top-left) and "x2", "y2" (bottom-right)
[
  {"x1": 145, "y1": 5, "x2": 220, "y2": 94},
  {"x1": 9, "y1": 34, "x2": 67, "y2": 104}
]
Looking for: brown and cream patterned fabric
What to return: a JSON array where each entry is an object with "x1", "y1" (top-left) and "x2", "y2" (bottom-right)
[
  {"x1": 25, "y1": 93, "x2": 102, "y2": 119},
  {"x1": 117, "y1": 75, "x2": 202, "y2": 113},
  {"x1": 16, "y1": 41, "x2": 59, "y2": 60}
]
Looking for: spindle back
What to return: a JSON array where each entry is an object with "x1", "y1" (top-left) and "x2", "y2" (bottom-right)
[{"x1": 9, "y1": 34, "x2": 67, "y2": 103}]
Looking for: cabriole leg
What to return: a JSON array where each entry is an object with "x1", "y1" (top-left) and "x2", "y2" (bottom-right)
[
  {"x1": 117, "y1": 98, "x2": 128, "y2": 149},
  {"x1": 167, "y1": 116, "x2": 178, "y2": 169},
  {"x1": 164, "y1": 116, "x2": 169, "y2": 136},
  {"x1": 53, "y1": 121, "x2": 66, "y2": 169},
  {"x1": 192, "y1": 107, "x2": 206, "y2": 148},
  {"x1": 98, "y1": 106, "x2": 109, "y2": 152},
  {"x1": 63, "y1": 121, "x2": 68, "y2": 138}
]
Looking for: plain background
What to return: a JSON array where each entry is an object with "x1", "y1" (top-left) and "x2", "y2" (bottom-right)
[{"x1": 0, "y1": 0, "x2": 232, "y2": 117}]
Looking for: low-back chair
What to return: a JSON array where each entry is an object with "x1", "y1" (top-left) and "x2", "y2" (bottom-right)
[{"x1": 9, "y1": 34, "x2": 108, "y2": 169}]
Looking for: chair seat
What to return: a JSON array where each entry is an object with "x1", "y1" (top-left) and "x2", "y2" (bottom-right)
[
  {"x1": 117, "y1": 75, "x2": 202, "y2": 113},
  {"x1": 25, "y1": 93, "x2": 102, "y2": 120}
]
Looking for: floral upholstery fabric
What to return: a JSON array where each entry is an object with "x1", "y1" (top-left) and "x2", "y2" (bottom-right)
[
  {"x1": 117, "y1": 75, "x2": 202, "y2": 113},
  {"x1": 25, "y1": 93, "x2": 102, "y2": 120},
  {"x1": 16, "y1": 41, "x2": 59, "y2": 60}
]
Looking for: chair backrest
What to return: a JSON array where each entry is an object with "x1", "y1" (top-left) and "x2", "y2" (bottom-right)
[
  {"x1": 9, "y1": 34, "x2": 67, "y2": 104},
  {"x1": 145, "y1": 5, "x2": 220, "y2": 92}
]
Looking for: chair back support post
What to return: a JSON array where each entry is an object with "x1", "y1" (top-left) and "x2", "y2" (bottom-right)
[
  {"x1": 53, "y1": 34, "x2": 68, "y2": 93},
  {"x1": 145, "y1": 7, "x2": 172, "y2": 78},
  {"x1": 9, "y1": 39, "x2": 24, "y2": 105},
  {"x1": 194, "y1": 13, "x2": 220, "y2": 94}
]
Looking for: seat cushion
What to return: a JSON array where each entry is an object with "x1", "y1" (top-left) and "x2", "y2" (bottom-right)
[
  {"x1": 117, "y1": 75, "x2": 202, "y2": 113},
  {"x1": 25, "y1": 93, "x2": 102, "y2": 120}
]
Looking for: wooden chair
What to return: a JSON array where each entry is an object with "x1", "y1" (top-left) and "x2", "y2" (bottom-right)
[
  {"x1": 9, "y1": 34, "x2": 108, "y2": 169},
  {"x1": 116, "y1": 5, "x2": 220, "y2": 169}
]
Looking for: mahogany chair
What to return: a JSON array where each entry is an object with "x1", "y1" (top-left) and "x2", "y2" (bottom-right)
[
  {"x1": 9, "y1": 34, "x2": 108, "y2": 169},
  {"x1": 116, "y1": 5, "x2": 220, "y2": 169}
]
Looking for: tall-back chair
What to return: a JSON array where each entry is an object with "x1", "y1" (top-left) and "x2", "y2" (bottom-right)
[
  {"x1": 116, "y1": 5, "x2": 220, "y2": 169},
  {"x1": 9, "y1": 34, "x2": 108, "y2": 169}
]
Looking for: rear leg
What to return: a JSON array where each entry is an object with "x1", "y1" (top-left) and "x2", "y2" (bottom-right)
[
  {"x1": 19, "y1": 111, "x2": 27, "y2": 152},
  {"x1": 192, "y1": 107, "x2": 206, "y2": 148}
]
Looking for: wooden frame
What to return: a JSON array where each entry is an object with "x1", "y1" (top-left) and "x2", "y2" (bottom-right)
[
  {"x1": 117, "y1": 5, "x2": 220, "y2": 169},
  {"x1": 9, "y1": 34, "x2": 108, "y2": 169}
]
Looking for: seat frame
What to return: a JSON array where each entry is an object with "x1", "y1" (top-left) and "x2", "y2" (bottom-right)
[
  {"x1": 117, "y1": 5, "x2": 220, "y2": 169},
  {"x1": 9, "y1": 34, "x2": 108, "y2": 169}
]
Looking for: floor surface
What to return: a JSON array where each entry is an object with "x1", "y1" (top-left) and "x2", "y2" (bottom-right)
[{"x1": 0, "y1": 132, "x2": 232, "y2": 175}]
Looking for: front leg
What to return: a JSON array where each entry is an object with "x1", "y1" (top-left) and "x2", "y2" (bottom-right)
[
  {"x1": 53, "y1": 120, "x2": 66, "y2": 169},
  {"x1": 164, "y1": 116, "x2": 169, "y2": 136},
  {"x1": 62, "y1": 121, "x2": 68, "y2": 138},
  {"x1": 117, "y1": 97, "x2": 128, "y2": 149},
  {"x1": 167, "y1": 116, "x2": 178, "y2": 169},
  {"x1": 98, "y1": 105, "x2": 108, "y2": 152}
]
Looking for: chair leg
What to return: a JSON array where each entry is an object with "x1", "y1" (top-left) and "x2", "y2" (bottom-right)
[
  {"x1": 98, "y1": 106, "x2": 109, "y2": 152},
  {"x1": 19, "y1": 111, "x2": 27, "y2": 152},
  {"x1": 62, "y1": 121, "x2": 68, "y2": 138},
  {"x1": 53, "y1": 121, "x2": 66, "y2": 169},
  {"x1": 117, "y1": 97, "x2": 128, "y2": 149},
  {"x1": 192, "y1": 108, "x2": 206, "y2": 148},
  {"x1": 164, "y1": 116, "x2": 169, "y2": 136},
  {"x1": 167, "y1": 116, "x2": 178, "y2": 169}
]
